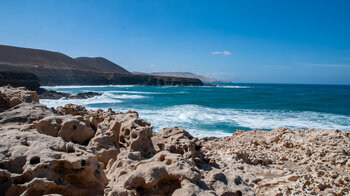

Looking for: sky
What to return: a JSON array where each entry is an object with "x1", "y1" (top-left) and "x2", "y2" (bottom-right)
[{"x1": 1, "y1": 0, "x2": 350, "y2": 84}]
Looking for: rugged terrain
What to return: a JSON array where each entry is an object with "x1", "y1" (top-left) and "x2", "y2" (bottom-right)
[
  {"x1": 0, "y1": 70, "x2": 40, "y2": 91},
  {"x1": 0, "y1": 86, "x2": 349, "y2": 196},
  {"x1": 149, "y1": 72, "x2": 230, "y2": 83},
  {"x1": 0, "y1": 45, "x2": 204, "y2": 86}
]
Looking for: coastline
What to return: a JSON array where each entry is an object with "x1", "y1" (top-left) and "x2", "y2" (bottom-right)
[{"x1": 0, "y1": 85, "x2": 349, "y2": 195}]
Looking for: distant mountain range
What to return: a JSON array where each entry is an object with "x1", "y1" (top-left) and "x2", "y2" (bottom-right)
[
  {"x1": 0, "y1": 45, "x2": 203, "y2": 86},
  {"x1": 134, "y1": 72, "x2": 230, "y2": 83},
  {"x1": 0, "y1": 45, "x2": 130, "y2": 73}
]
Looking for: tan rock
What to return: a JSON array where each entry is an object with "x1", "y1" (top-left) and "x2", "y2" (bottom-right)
[
  {"x1": 0, "y1": 129, "x2": 107, "y2": 196},
  {"x1": 0, "y1": 103, "x2": 56, "y2": 125},
  {"x1": 0, "y1": 85, "x2": 39, "y2": 110},
  {"x1": 59, "y1": 116, "x2": 95, "y2": 145},
  {"x1": 106, "y1": 151, "x2": 201, "y2": 196},
  {"x1": 57, "y1": 104, "x2": 88, "y2": 116},
  {"x1": 200, "y1": 128, "x2": 350, "y2": 195},
  {"x1": 2, "y1": 86, "x2": 349, "y2": 196},
  {"x1": 34, "y1": 115, "x2": 64, "y2": 137},
  {"x1": 34, "y1": 115, "x2": 96, "y2": 145},
  {"x1": 152, "y1": 127, "x2": 203, "y2": 161},
  {"x1": 88, "y1": 117, "x2": 121, "y2": 167},
  {"x1": 116, "y1": 111, "x2": 154, "y2": 157}
]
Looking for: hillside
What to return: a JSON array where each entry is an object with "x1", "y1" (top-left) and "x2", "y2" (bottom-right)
[
  {"x1": 0, "y1": 45, "x2": 129, "y2": 73},
  {"x1": 0, "y1": 45, "x2": 203, "y2": 86},
  {"x1": 151, "y1": 72, "x2": 230, "y2": 83},
  {"x1": 75, "y1": 57, "x2": 130, "y2": 74}
]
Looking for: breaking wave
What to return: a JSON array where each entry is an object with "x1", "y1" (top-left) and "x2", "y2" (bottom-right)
[{"x1": 134, "y1": 104, "x2": 350, "y2": 137}]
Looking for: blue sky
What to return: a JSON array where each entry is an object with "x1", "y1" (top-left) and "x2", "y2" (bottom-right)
[{"x1": 1, "y1": 0, "x2": 350, "y2": 84}]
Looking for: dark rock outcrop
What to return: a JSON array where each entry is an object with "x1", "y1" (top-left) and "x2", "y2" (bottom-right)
[
  {"x1": 38, "y1": 89, "x2": 101, "y2": 100},
  {"x1": 0, "y1": 70, "x2": 40, "y2": 91}
]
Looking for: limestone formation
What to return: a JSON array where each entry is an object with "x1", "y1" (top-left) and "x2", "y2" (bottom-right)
[
  {"x1": 88, "y1": 116, "x2": 121, "y2": 167},
  {"x1": 0, "y1": 129, "x2": 107, "y2": 196},
  {"x1": 57, "y1": 104, "x2": 88, "y2": 116},
  {"x1": 1, "y1": 86, "x2": 349, "y2": 196},
  {"x1": 0, "y1": 85, "x2": 38, "y2": 111},
  {"x1": 152, "y1": 127, "x2": 203, "y2": 161},
  {"x1": 200, "y1": 128, "x2": 350, "y2": 195},
  {"x1": 0, "y1": 103, "x2": 56, "y2": 125},
  {"x1": 105, "y1": 151, "x2": 202, "y2": 195}
]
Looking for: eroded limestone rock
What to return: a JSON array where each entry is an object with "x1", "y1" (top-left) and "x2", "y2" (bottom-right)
[
  {"x1": 0, "y1": 103, "x2": 56, "y2": 125},
  {"x1": 200, "y1": 128, "x2": 350, "y2": 195},
  {"x1": 152, "y1": 127, "x2": 203, "y2": 162},
  {"x1": 105, "y1": 151, "x2": 202, "y2": 196},
  {"x1": 0, "y1": 85, "x2": 38, "y2": 111},
  {"x1": 34, "y1": 115, "x2": 95, "y2": 145},
  {"x1": 1, "y1": 87, "x2": 349, "y2": 196},
  {"x1": 0, "y1": 129, "x2": 107, "y2": 196}
]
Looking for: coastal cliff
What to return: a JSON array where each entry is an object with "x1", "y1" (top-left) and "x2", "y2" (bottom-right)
[
  {"x1": 0, "y1": 86, "x2": 349, "y2": 195},
  {"x1": 0, "y1": 70, "x2": 40, "y2": 91},
  {"x1": 0, "y1": 45, "x2": 204, "y2": 86}
]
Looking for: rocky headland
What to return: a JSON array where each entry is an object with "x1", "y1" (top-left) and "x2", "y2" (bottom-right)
[
  {"x1": 0, "y1": 86, "x2": 349, "y2": 196},
  {"x1": 0, "y1": 45, "x2": 204, "y2": 86}
]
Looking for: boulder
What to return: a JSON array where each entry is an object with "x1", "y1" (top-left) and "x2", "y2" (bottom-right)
[
  {"x1": 116, "y1": 111, "x2": 154, "y2": 158},
  {"x1": 0, "y1": 129, "x2": 107, "y2": 196},
  {"x1": 34, "y1": 115, "x2": 95, "y2": 145},
  {"x1": 88, "y1": 117, "x2": 120, "y2": 167},
  {"x1": 88, "y1": 111, "x2": 153, "y2": 167},
  {"x1": 152, "y1": 127, "x2": 203, "y2": 161},
  {"x1": 0, "y1": 103, "x2": 56, "y2": 125},
  {"x1": 105, "y1": 151, "x2": 202, "y2": 196},
  {"x1": 0, "y1": 85, "x2": 39, "y2": 110},
  {"x1": 57, "y1": 104, "x2": 88, "y2": 116}
]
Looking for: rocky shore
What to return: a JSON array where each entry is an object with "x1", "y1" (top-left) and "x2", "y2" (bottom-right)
[
  {"x1": 0, "y1": 86, "x2": 349, "y2": 196},
  {"x1": 38, "y1": 89, "x2": 101, "y2": 100}
]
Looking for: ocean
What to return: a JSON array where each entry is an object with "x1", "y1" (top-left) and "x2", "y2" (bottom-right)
[{"x1": 40, "y1": 83, "x2": 350, "y2": 138}]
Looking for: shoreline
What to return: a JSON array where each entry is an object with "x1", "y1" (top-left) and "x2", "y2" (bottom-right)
[
  {"x1": 39, "y1": 85, "x2": 350, "y2": 136},
  {"x1": 0, "y1": 85, "x2": 349, "y2": 195}
]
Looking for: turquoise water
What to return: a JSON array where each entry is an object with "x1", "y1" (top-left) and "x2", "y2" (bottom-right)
[{"x1": 41, "y1": 83, "x2": 350, "y2": 138}]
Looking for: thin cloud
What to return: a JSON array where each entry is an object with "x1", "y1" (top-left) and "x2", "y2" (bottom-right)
[
  {"x1": 222, "y1": 51, "x2": 232, "y2": 55},
  {"x1": 211, "y1": 51, "x2": 222, "y2": 55},
  {"x1": 301, "y1": 63, "x2": 350, "y2": 68},
  {"x1": 149, "y1": 64, "x2": 156, "y2": 68},
  {"x1": 211, "y1": 51, "x2": 232, "y2": 55}
]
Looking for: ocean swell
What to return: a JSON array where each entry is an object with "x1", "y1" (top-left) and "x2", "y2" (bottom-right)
[{"x1": 134, "y1": 104, "x2": 350, "y2": 137}]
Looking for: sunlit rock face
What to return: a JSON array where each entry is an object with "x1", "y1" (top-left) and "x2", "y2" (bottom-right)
[{"x1": 0, "y1": 86, "x2": 349, "y2": 196}]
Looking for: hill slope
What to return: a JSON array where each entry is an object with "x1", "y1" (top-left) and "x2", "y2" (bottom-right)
[
  {"x1": 0, "y1": 45, "x2": 203, "y2": 86},
  {"x1": 75, "y1": 57, "x2": 130, "y2": 74},
  {"x1": 0, "y1": 45, "x2": 129, "y2": 73}
]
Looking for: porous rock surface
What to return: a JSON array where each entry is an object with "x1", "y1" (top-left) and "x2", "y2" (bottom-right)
[
  {"x1": 0, "y1": 85, "x2": 38, "y2": 111},
  {"x1": 200, "y1": 129, "x2": 350, "y2": 195},
  {"x1": 1, "y1": 86, "x2": 349, "y2": 196},
  {"x1": 0, "y1": 129, "x2": 107, "y2": 196}
]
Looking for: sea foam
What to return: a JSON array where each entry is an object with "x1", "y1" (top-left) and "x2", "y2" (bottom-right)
[{"x1": 133, "y1": 104, "x2": 350, "y2": 138}]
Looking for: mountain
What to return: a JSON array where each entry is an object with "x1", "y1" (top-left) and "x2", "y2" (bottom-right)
[
  {"x1": 150, "y1": 72, "x2": 230, "y2": 83},
  {"x1": 0, "y1": 45, "x2": 203, "y2": 86},
  {"x1": 0, "y1": 45, "x2": 129, "y2": 73},
  {"x1": 75, "y1": 57, "x2": 130, "y2": 74}
]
